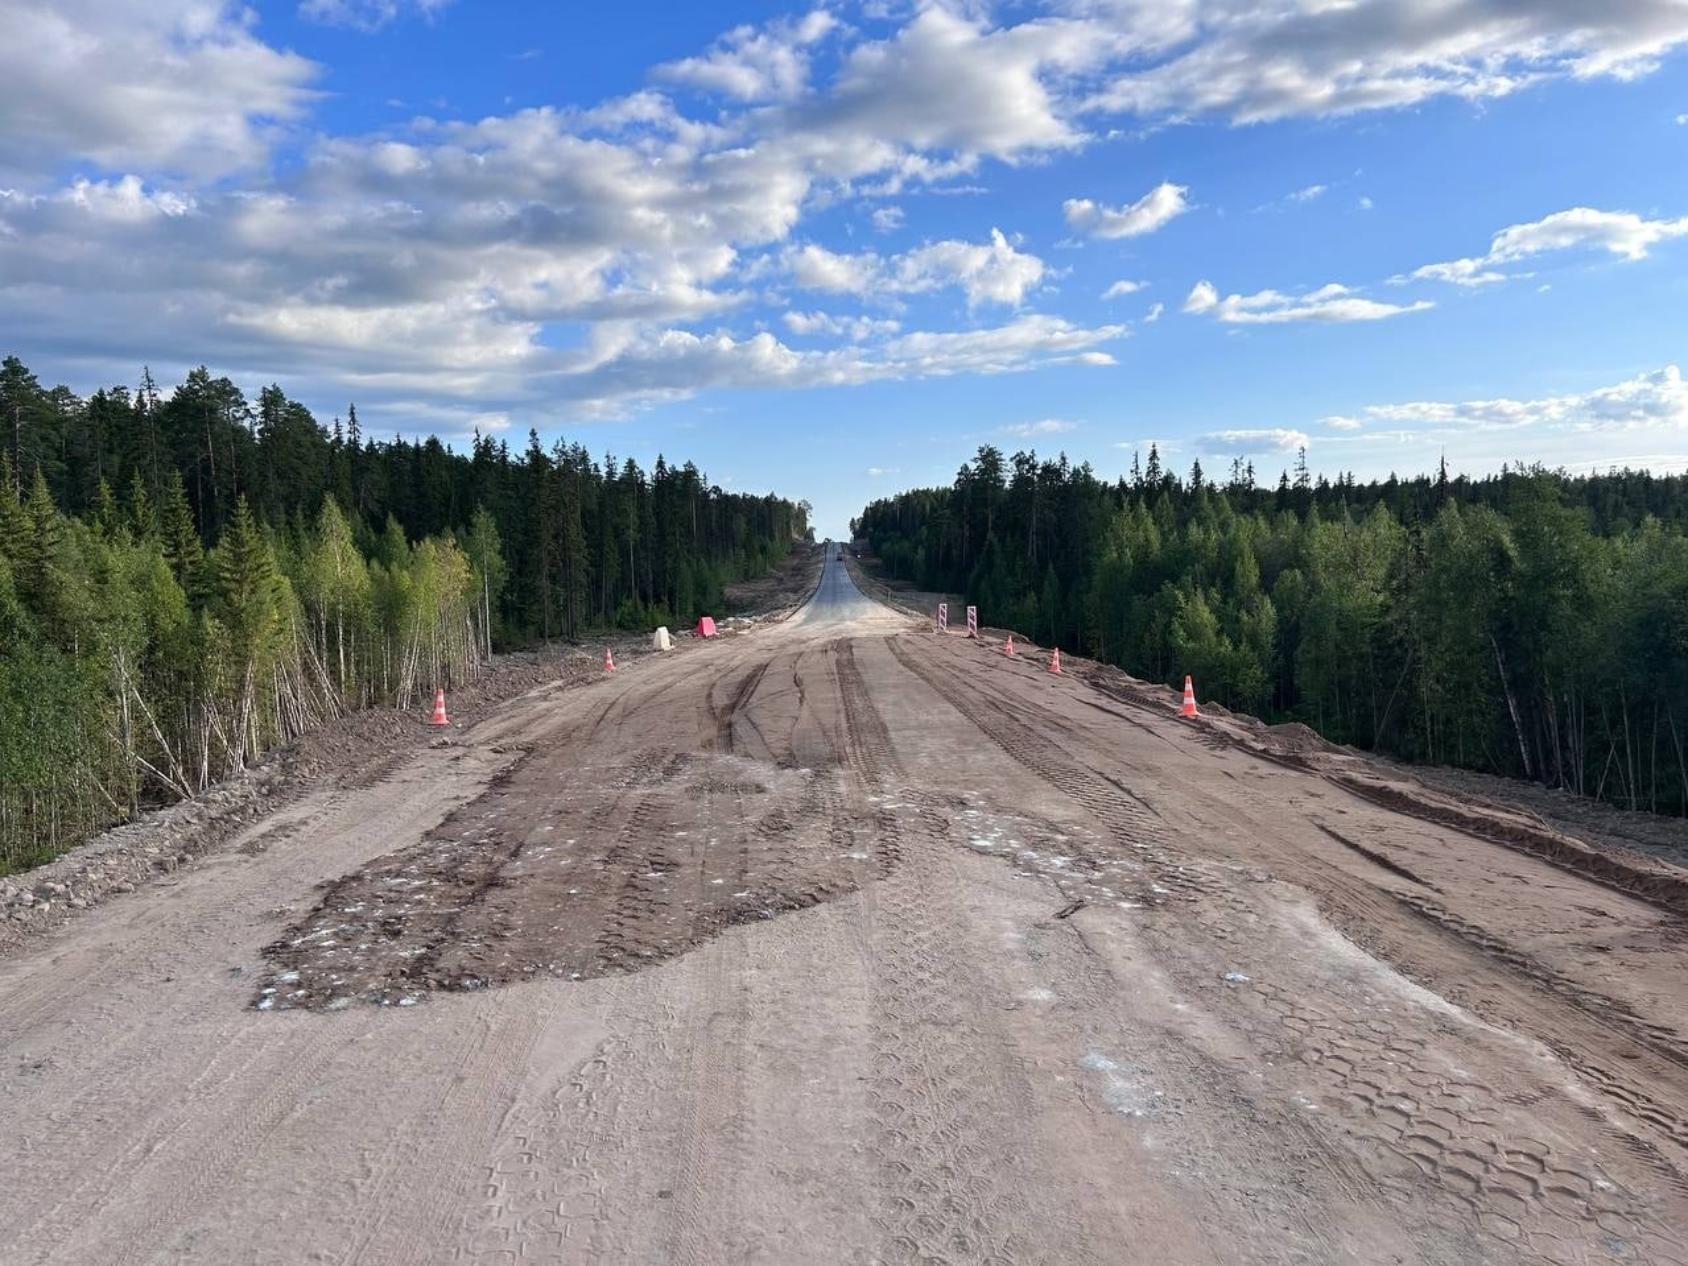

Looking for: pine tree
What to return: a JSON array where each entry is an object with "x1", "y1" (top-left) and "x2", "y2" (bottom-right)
[
  {"x1": 126, "y1": 471, "x2": 158, "y2": 542},
  {"x1": 0, "y1": 453, "x2": 28, "y2": 564},
  {"x1": 92, "y1": 479, "x2": 119, "y2": 537},
  {"x1": 160, "y1": 471, "x2": 205, "y2": 602}
]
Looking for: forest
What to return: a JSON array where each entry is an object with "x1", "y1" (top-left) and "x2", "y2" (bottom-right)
[
  {"x1": 0, "y1": 354, "x2": 808, "y2": 871},
  {"x1": 855, "y1": 445, "x2": 1688, "y2": 817}
]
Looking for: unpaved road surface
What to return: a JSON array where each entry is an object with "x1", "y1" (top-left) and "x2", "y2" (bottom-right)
[{"x1": 3, "y1": 548, "x2": 1687, "y2": 1265}]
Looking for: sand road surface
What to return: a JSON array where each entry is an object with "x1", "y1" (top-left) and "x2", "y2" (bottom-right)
[{"x1": 3, "y1": 547, "x2": 1687, "y2": 1264}]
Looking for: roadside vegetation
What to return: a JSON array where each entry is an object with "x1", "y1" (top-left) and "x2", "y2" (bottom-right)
[
  {"x1": 0, "y1": 354, "x2": 808, "y2": 871},
  {"x1": 856, "y1": 445, "x2": 1688, "y2": 816}
]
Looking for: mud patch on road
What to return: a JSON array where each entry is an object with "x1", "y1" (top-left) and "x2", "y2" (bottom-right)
[{"x1": 257, "y1": 745, "x2": 864, "y2": 1010}]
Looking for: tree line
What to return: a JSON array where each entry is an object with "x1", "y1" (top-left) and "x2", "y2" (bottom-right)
[
  {"x1": 0, "y1": 354, "x2": 808, "y2": 872},
  {"x1": 855, "y1": 445, "x2": 1688, "y2": 816}
]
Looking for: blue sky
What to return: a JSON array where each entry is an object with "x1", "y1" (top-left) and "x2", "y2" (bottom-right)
[{"x1": 3, "y1": 3, "x2": 1688, "y2": 536}]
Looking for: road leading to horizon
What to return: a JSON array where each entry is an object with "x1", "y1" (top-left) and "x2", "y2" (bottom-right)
[{"x1": 2, "y1": 546, "x2": 1686, "y2": 1264}]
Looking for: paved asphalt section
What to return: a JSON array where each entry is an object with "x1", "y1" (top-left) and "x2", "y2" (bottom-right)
[{"x1": 1, "y1": 545, "x2": 1685, "y2": 1264}]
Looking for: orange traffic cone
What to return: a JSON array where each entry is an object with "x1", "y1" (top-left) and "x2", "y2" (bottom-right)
[
  {"x1": 604, "y1": 647, "x2": 617, "y2": 673},
  {"x1": 428, "y1": 688, "x2": 449, "y2": 726},
  {"x1": 1004, "y1": 634, "x2": 1015, "y2": 657},
  {"x1": 1179, "y1": 675, "x2": 1199, "y2": 717},
  {"x1": 1049, "y1": 647, "x2": 1062, "y2": 675}
]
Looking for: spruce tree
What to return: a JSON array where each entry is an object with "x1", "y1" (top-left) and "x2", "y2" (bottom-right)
[{"x1": 160, "y1": 471, "x2": 206, "y2": 602}]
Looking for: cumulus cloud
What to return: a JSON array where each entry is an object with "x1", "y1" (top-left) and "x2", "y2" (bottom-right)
[
  {"x1": 8, "y1": 0, "x2": 1688, "y2": 435},
  {"x1": 785, "y1": 229, "x2": 1047, "y2": 306},
  {"x1": 1352, "y1": 366, "x2": 1688, "y2": 434},
  {"x1": 1323, "y1": 416, "x2": 1363, "y2": 431},
  {"x1": 1081, "y1": 0, "x2": 1688, "y2": 124},
  {"x1": 298, "y1": 0, "x2": 452, "y2": 31},
  {"x1": 1405, "y1": 206, "x2": 1688, "y2": 286},
  {"x1": 1184, "y1": 280, "x2": 1432, "y2": 324},
  {"x1": 1063, "y1": 182, "x2": 1189, "y2": 238},
  {"x1": 1201, "y1": 428, "x2": 1310, "y2": 453},
  {"x1": 1102, "y1": 279, "x2": 1145, "y2": 298},
  {"x1": 871, "y1": 205, "x2": 905, "y2": 233},
  {"x1": 813, "y1": 6, "x2": 1107, "y2": 164},
  {"x1": 551, "y1": 315, "x2": 1126, "y2": 416},
  {"x1": 787, "y1": 244, "x2": 885, "y2": 295},
  {"x1": 783, "y1": 311, "x2": 902, "y2": 340},
  {"x1": 1000, "y1": 418, "x2": 1077, "y2": 437},
  {"x1": 656, "y1": 10, "x2": 837, "y2": 102},
  {"x1": 1144, "y1": 301, "x2": 1164, "y2": 323},
  {"x1": 0, "y1": 0, "x2": 318, "y2": 179}
]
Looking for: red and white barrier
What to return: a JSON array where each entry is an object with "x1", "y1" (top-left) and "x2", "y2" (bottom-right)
[
  {"x1": 936, "y1": 602, "x2": 948, "y2": 633},
  {"x1": 966, "y1": 605, "x2": 978, "y2": 638}
]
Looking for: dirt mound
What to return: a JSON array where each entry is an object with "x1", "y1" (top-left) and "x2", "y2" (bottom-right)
[
  {"x1": 1061, "y1": 649, "x2": 1688, "y2": 918},
  {"x1": 1333, "y1": 772, "x2": 1688, "y2": 918},
  {"x1": 1260, "y1": 721, "x2": 1342, "y2": 757}
]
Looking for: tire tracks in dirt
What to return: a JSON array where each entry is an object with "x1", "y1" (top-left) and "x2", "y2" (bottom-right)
[
  {"x1": 833, "y1": 636, "x2": 1108, "y2": 1265},
  {"x1": 888, "y1": 633, "x2": 1688, "y2": 1264}
]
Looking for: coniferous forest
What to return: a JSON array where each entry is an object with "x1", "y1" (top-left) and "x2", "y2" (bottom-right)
[
  {"x1": 855, "y1": 445, "x2": 1688, "y2": 817},
  {"x1": 0, "y1": 355, "x2": 809, "y2": 871}
]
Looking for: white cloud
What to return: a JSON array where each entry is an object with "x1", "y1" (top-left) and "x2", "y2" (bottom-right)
[
  {"x1": 1082, "y1": 1, "x2": 1688, "y2": 124},
  {"x1": 9, "y1": 0, "x2": 1688, "y2": 439},
  {"x1": 1000, "y1": 418, "x2": 1077, "y2": 437},
  {"x1": 1353, "y1": 366, "x2": 1688, "y2": 435},
  {"x1": 815, "y1": 7, "x2": 1107, "y2": 165},
  {"x1": 1288, "y1": 184, "x2": 1326, "y2": 203},
  {"x1": 898, "y1": 229, "x2": 1046, "y2": 305},
  {"x1": 1063, "y1": 182, "x2": 1189, "y2": 238},
  {"x1": 1405, "y1": 259, "x2": 1509, "y2": 288},
  {"x1": 657, "y1": 10, "x2": 837, "y2": 102},
  {"x1": 60, "y1": 176, "x2": 197, "y2": 222},
  {"x1": 783, "y1": 311, "x2": 902, "y2": 340},
  {"x1": 298, "y1": 0, "x2": 452, "y2": 31},
  {"x1": 785, "y1": 229, "x2": 1047, "y2": 306},
  {"x1": 1184, "y1": 280, "x2": 1432, "y2": 324},
  {"x1": 0, "y1": 0, "x2": 318, "y2": 179},
  {"x1": 787, "y1": 243, "x2": 884, "y2": 295},
  {"x1": 866, "y1": 465, "x2": 900, "y2": 477},
  {"x1": 871, "y1": 205, "x2": 905, "y2": 233},
  {"x1": 1102, "y1": 278, "x2": 1145, "y2": 299},
  {"x1": 1323, "y1": 416, "x2": 1363, "y2": 431},
  {"x1": 1201, "y1": 428, "x2": 1310, "y2": 453},
  {"x1": 1144, "y1": 301, "x2": 1164, "y2": 323},
  {"x1": 1406, "y1": 206, "x2": 1688, "y2": 286},
  {"x1": 550, "y1": 315, "x2": 1126, "y2": 416}
]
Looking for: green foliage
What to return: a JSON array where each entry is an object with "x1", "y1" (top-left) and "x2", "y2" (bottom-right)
[
  {"x1": 859, "y1": 446, "x2": 1688, "y2": 816},
  {"x1": 0, "y1": 354, "x2": 806, "y2": 872}
]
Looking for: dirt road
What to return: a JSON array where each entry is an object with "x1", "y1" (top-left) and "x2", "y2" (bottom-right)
[{"x1": 3, "y1": 547, "x2": 1686, "y2": 1264}]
